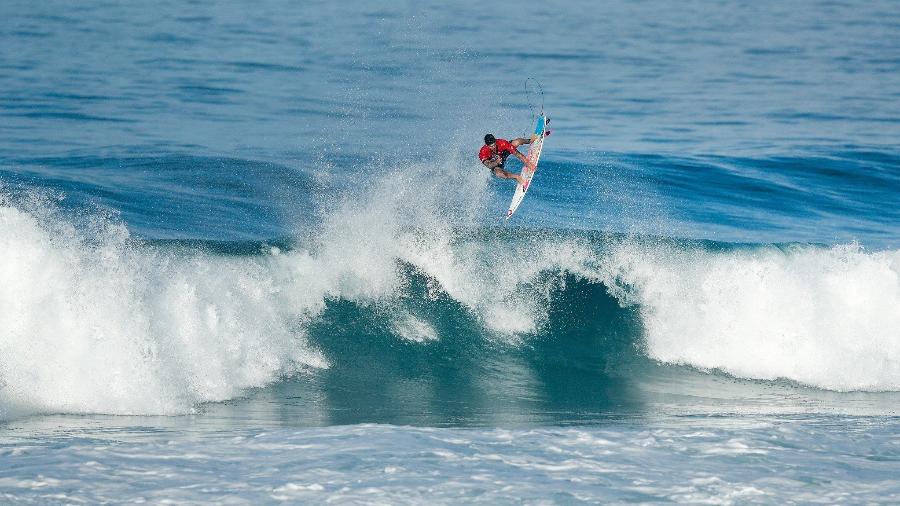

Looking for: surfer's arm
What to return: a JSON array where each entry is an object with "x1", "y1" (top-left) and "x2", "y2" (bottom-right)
[{"x1": 482, "y1": 156, "x2": 503, "y2": 169}]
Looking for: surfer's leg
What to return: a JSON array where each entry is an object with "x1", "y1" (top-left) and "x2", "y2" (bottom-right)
[
  {"x1": 492, "y1": 167, "x2": 525, "y2": 186},
  {"x1": 510, "y1": 137, "x2": 532, "y2": 148}
]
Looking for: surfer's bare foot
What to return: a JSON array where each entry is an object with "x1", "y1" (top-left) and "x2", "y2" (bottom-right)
[{"x1": 517, "y1": 175, "x2": 527, "y2": 186}]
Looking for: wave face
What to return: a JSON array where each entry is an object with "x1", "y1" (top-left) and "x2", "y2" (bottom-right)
[{"x1": 2, "y1": 187, "x2": 899, "y2": 420}]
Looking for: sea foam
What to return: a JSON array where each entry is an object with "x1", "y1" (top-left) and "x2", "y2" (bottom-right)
[
  {"x1": 603, "y1": 240, "x2": 900, "y2": 391},
  {"x1": 0, "y1": 196, "x2": 327, "y2": 419}
]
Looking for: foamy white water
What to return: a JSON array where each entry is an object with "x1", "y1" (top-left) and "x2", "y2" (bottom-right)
[
  {"x1": 0, "y1": 198, "x2": 328, "y2": 420},
  {"x1": 605, "y1": 241, "x2": 900, "y2": 391}
]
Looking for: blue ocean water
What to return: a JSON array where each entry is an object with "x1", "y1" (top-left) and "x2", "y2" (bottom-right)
[{"x1": 2, "y1": 0, "x2": 899, "y2": 503}]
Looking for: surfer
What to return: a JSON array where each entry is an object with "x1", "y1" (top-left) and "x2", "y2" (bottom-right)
[{"x1": 479, "y1": 134, "x2": 533, "y2": 185}]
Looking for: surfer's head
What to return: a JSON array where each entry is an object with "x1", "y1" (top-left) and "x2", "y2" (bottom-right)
[{"x1": 484, "y1": 134, "x2": 496, "y2": 146}]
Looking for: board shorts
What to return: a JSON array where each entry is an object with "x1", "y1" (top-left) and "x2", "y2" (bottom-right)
[{"x1": 491, "y1": 153, "x2": 511, "y2": 171}]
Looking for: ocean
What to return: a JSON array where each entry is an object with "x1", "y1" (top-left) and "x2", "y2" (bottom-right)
[{"x1": 1, "y1": 0, "x2": 899, "y2": 503}]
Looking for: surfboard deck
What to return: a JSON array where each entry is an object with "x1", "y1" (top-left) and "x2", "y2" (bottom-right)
[{"x1": 505, "y1": 114, "x2": 549, "y2": 220}]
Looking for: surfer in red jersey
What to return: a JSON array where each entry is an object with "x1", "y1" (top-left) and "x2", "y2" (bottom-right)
[{"x1": 479, "y1": 134, "x2": 533, "y2": 185}]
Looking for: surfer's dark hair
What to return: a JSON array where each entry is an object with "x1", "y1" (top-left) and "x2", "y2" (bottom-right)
[{"x1": 484, "y1": 134, "x2": 496, "y2": 144}]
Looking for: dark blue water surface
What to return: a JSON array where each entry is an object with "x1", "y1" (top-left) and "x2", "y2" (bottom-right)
[
  {"x1": 2, "y1": 1, "x2": 900, "y2": 503},
  {"x1": 3, "y1": 0, "x2": 899, "y2": 244}
]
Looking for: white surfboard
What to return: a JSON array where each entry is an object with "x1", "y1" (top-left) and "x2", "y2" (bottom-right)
[{"x1": 505, "y1": 114, "x2": 549, "y2": 220}]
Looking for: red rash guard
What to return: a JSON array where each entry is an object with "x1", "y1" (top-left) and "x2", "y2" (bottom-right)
[{"x1": 479, "y1": 139, "x2": 516, "y2": 163}]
